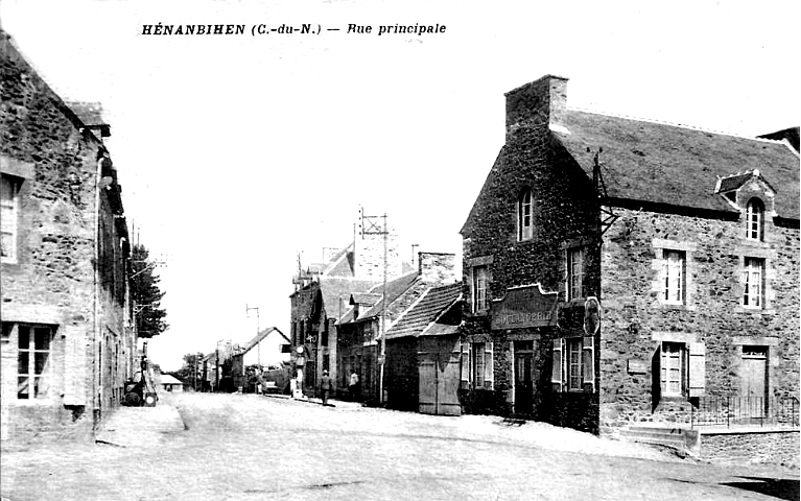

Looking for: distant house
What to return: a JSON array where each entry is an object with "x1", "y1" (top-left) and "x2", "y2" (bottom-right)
[
  {"x1": 338, "y1": 252, "x2": 458, "y2": 403},
  {"x1": 289, "y1": 211, "x2": 414, "y2": 397},
  {"x1": 159, "y1": 375, "x2": 186, "y2": 393},
  {"x1": 231, "y1": 327, "x2": 290, "y2": 391}
]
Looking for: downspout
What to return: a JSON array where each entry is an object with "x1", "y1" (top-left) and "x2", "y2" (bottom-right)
[{"x1": 92, "y1": 150, "x2": 104, "y2": 431}]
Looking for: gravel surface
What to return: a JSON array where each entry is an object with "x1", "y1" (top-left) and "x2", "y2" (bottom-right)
[{"x1": 2, "y1": 392, "x2": 798, "y2": 501}]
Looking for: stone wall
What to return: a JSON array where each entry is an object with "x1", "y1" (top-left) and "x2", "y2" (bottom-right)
[
  {"x1": 702, "y1": 431, "x2": 800, "y2": 469},
  {"x1": 600, "y1": 206, "x2": 800, "y2": 429},
  {"x1": 459, "y1": 77, "x2": 602, "y2": 432},
  {"x1": 1, "y1": 32, "x2": 131, "y2": 442}
]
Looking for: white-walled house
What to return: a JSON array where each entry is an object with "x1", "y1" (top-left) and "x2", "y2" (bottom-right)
[{"x1": 231, "y1": 327, "x2": 290, "y2": 390}]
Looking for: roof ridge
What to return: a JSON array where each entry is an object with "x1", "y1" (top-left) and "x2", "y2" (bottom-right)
[{"x1": 567, "y1": 106, "x2": 787, "y2": 145}]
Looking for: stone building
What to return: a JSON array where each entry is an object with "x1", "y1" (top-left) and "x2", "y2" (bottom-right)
[
  {"x1": 337, "y1": 252, "x2": 457, "y2": 404},
  {"x1": 1, "y1": 31, "x2": 135, "y2": 441},
  {"x1": 289, "y1": 212, "x2": 407, "y2": 398},
  {"x1": 459, "y1": 74, "x2": 799, "y2": 457}
]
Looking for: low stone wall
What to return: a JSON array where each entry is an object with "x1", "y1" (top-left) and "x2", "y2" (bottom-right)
[{"x1": 702, "y1": 430, "x2": 799, "y2": 469}]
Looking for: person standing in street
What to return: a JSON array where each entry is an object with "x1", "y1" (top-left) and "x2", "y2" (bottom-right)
[
  {"x1": 348, "y1": 370, "x2": 360, "y2": 401},
  {"x1": 320, "y1": 370, "x2": 333, "y2": 406}
]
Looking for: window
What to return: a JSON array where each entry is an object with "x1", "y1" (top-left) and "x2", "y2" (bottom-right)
[
  {"x1": 745, "y1": 198, "x2": 764, "y2": 241},
  {"x1": 463, "y1": 341, "x2": 494, "y2": 389},
  {"x1": 551, "y1": 337, "x2": 595, "y2": 392},
  {"x1": 1, "y1": 175, "x2": 20, "y2": 263},
  {"x1": 742, "y1": 257, "x2": 764, "y2": 308},
  {"x1": 660, "y1": 342, "x2": 684, "y2": 396},
  {"x1": 16, "y1": 325, "x2": 54, "y2": 400},
  {"x1": 567, "y1": 247, "x2": 585, "y2": 300},
  {"x1": 518, "y1": 189, "x2": 533, "y2": 241},
  {"x1": 472, "y1": 265, "x2": 490, "y2": 313},
  {"x1": 662, "y1": 250, "x2": 686, "y2": 304},
  {"x1": 653, "y1": 341, "x2": 705, "y2": 401},
  {"x1": 567, "y1": 339, "x2": 582, "y2": 390}
]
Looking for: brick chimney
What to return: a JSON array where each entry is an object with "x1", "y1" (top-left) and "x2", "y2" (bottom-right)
[
  {"x1": 505, "y1": 75, "x2": 568, "y2": 136},
  {"x1": 418, "y1": 252, "x2": 456, "y2": 284}
]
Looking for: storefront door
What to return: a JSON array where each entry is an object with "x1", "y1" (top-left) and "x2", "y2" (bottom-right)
[{"x1": 514, "y1": 341, "x2": 534, "y2": 415}]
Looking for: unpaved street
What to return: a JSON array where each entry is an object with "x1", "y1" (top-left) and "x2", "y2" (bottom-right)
[{"x1": 2, "y1": 393, "x2": 798, "y2": 501}]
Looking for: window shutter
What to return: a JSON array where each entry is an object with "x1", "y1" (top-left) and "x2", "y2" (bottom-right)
[
  {"x1": 484, "y1": 341, "x2": 494, "y2": 388},
  {"x1": 651, "y1": 342, "x2": 661, "y2": 410},
  {"x1": 582, "y1": 336, "x2": 594, "y2": 391},
  {"x1": 64, "y1": 332, "x2": 86, "y2": 406},
  {"x1": 551, "y1": 338, "x2": 563, "y2": 392},
  {"x1": 460, "y1": 340, "x2": 469, "y2": 383},
  {"x1": 688, "y1": 342, "x2": 706, "y2": 397}
]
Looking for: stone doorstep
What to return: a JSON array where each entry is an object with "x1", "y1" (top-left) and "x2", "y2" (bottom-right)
[{"x1": 619, "y1": 426, "x2": 701, "y2": 457}]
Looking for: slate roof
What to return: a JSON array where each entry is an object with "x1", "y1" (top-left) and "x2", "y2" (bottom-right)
[
  {"x1": 386, "y1": 283, "x2": 463, "y2": 339},
  {"x1": 239, "y1": 327, "x2": 288, "y2": 354},
  {"x1": 462, "y1": 110, "x2": 800, "y2": 235},
  {"x1": 318, "y1": 278, "x2": 379, "y2": 322},
  {"x1": 553, "y1": 110, "x2": 800, "y2": 217},
  {"x1": 357, "y1": 271, "x2": 421, "y2": 320}
]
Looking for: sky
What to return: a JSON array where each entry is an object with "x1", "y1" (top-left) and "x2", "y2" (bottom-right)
[{"x1": 1, "y1": 0, "x2": 798, "y2": 370}]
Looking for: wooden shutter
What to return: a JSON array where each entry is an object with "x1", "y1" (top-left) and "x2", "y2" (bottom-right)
[
  {"x1": 651, "y1": 343, "x2": 661, "y2": 410},
  {"x1": 582, "y1": 336, "x2": 594, "y2": 391},
  {"x1": 460, "y1": 340, "x2": 470, "y2": 384},
  {"x1": 688, "y1": 342, "x2": 706, "y2": 397},
  {"x1": 551, "y1": 338, "x2": 564, "y2": 392},
  {"x1": 64, "y1": 331, "x2": 86, "y2": 406},
  {"x1": 484, "y1": 341, "x2": 494, "y2": 389}
]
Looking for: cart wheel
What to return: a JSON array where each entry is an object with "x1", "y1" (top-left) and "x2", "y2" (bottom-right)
[{"x1": 124, "y1": 392, "x2": 142, "y2": 407}]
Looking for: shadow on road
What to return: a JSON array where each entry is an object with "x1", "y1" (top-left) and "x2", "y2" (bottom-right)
[{"x1": 720, "y1": 477, "x2": 800, "y2": 501}]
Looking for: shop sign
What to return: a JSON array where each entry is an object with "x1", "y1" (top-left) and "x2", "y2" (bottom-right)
[{"x1": 491, "y1": 283, "x2": 558, "y2": 330}]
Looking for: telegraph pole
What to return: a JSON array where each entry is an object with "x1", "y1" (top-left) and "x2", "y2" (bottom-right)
[
  {"x1": 246, "y1": 304, "x2": 260, "y2": 367},
  {"x1": 361, "y1": 208, "x2": 389, "y2": 404}
]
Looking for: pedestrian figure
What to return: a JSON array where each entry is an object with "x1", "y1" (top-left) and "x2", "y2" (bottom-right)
[
  {"x1": 321, "y1": 370, "x2": 333, "y2": 406},
  {"x1": 348, "y1": 370, "x2": 360, "y2": 401}
]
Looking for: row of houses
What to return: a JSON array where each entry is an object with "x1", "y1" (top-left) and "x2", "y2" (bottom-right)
[
  {"x1": 194, "y1": 327, "x2": 291, "y2": 393},
  {"x1": 1, "y1": 31, "x2": 140, "y2": 442},
  {"x1": 290, "y1": 74, "x2": 800, "y2": 459}
]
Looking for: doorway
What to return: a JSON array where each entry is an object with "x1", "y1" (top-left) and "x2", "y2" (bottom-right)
[
  {"x1": 514, "y1": 341, "x2": 535, "y2": 416},
  {"x1": 740, "y1": 345, "x2": 768, "y2": 420}
]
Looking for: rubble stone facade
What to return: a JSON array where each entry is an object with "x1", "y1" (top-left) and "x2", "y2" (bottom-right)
[{"x1": 1, "y1": 31, "x2": 134, "y2": 442}]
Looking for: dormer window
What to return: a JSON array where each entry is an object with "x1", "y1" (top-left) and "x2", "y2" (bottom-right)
[
  {"x1": 518, "y1": 188, "x2": 533, "y2": 241},
  {"x1": 746, "y1": 198, "x2": 764, "y2": 241}
]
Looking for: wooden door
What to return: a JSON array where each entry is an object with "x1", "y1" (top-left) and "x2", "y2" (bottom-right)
[
  {"x1": 741, "y1": 346, "x2": 768, "y2": 419},
  {"x1": 418, "y1": 338, "x2": 462, "y2": 416},
  {"x1": 514, "y1": 341, "x2": 534, "y2": 415}
]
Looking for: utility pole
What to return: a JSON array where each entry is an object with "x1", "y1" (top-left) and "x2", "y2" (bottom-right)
[
  {"x1": 361, "y1": 208, "x2": 389, "y2": 404},
  {"x1": 246, "y1": 304, "x2": 260, "y2": 368}
]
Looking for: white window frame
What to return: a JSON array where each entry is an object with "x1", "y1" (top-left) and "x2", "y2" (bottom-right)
[
  {"x1": 566, "y1": 247, "x2": 585, "y2": 301},
  {"x1": 518, "y1": 189, "x2": 533, "y2": 241},
  {"x1": 662, "y1": 250, "x2": 686, "y2": 305},
  {"x1": 472, "y1": 265, "x2": 489, "y2": 313},
  {"x1": 567, "y1": 338, "x2": 582, "y2": 391},
  {"x1": 660, "y1": 342, "x2": 684, "y2": 397},
  {"x1": 745, "y1": 198, "x2": 764, "y2": 241},
  {"x1": 1, "y1": 174, "x2": 20, "y2": 263},
  {"x1": 742, "y1": 257, "x2": 764, "y2": 309},
  {"x1": 15, "y1": 324, "x2": 55, "y2": 400},
  {"x1": 552, "y1": 337, "x2": 595, "y2": 393}
]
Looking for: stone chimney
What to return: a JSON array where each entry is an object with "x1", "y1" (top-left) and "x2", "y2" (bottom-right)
[
  {"x1": 505, "y1": 75, "x2": 568, "y2": 136},
  {"x1": 418, "y1": 252, "x2": 456, "y2": 284}
]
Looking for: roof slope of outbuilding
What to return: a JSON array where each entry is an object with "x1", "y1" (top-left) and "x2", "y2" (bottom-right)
[
  {"x1": 240, "y1": 327, "x2": 288, "y2": 354},
  {"x1": 386, "y1": 283, "x2": 463, "y2": 339}
]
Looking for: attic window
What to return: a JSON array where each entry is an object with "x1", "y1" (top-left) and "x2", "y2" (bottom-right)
[{"x1": 745, "y1": 198, "x2": 764, "y2": 241}]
